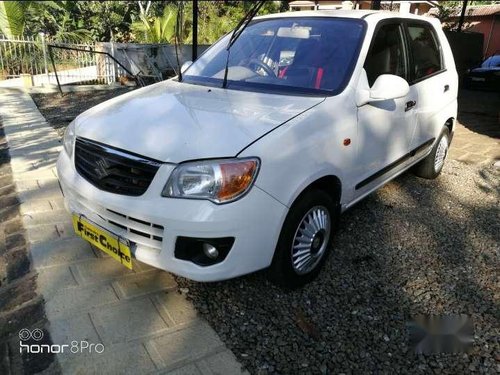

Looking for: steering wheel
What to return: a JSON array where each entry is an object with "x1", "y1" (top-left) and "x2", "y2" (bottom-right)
[{"x1": 246, "y1": 58, "x2": 276, "y2": 78}]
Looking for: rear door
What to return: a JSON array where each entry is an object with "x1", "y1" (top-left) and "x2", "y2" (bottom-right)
[{"x1": 404, "y1": 21, "x2": 451, "y2": 149}]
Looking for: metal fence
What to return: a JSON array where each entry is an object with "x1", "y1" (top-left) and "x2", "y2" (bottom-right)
[
  {"x1": 0, "y1": 34, "x2": 112, "y2": 87},
  {"x1": 100, "y1": 42, "x2": 210, "y2": 84},
  {"x1": 0, "y1": 34, "x2": 210, "y2": 89},
  {"x1": 47, "y1": 43, "x2": 128, "y2": 86},
  {"x1": 0, "y1": 34, "x2": 48, "y2": 80}
]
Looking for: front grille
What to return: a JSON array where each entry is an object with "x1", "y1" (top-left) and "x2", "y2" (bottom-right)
[
  {"x1": 69, "y1": 186, "x2": 164, "y2": 250},
  {"x1": 103, "y1": 209, "x2": 164, "y2": 249},
  {"x1": 75, "y1": 137, "x2": 162, "y2": 196}
]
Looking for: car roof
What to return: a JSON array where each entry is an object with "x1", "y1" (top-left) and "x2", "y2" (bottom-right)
[{"x1": 255, "y1": 9, "x2": 441, "y2": 27}]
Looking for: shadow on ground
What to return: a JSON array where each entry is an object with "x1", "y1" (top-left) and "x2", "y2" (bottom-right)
[
  {"x1": 31, "y1": 88, "x2": 135, "y2": 134},
  {"x1": 0, "y1": 118, "x2": 58, "y2": 374},
  {"x1": 457, "y1": 89, "x2": 499, "y2": 139}
]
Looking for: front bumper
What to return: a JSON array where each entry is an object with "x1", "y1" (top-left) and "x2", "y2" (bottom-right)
[{"x1": 56, "y1": 150, "x2": 287, "y2": 282}]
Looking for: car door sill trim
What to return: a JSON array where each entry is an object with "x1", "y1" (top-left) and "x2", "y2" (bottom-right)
[{"x1": 355, "y1": 138, "x2": 435, "y2": 190}]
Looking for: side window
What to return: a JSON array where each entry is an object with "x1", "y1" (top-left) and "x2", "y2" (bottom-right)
[
  {"x1": 364, "y1": 23, "x2": 407, "y2": 87},
  {"x1": 407, "y1": 23, "x2": 443, "y2": 80}
]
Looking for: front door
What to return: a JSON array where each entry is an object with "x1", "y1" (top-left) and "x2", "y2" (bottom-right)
[{"x1": 355, "y1": 21, "x2": 418, "y2": 196}]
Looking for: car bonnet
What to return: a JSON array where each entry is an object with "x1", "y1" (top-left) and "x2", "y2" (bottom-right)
[{"x1": 74, "y1": 80, "x2": 324, "y2": 163}]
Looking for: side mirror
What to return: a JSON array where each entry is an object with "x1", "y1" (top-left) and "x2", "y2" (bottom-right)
[
  {"x1": 356, "y1": 74, "x2": 410, "y2": 107},
  {"x1": 180, "y1": 61, "x2": 193, "y2": 74}
]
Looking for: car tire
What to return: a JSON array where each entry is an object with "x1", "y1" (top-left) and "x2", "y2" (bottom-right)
[
  {"x1": 412, "y1": 127, "x2": 450, "y2": 179},
  {"x1": 268, "y1": 189, "x2": 337, "y2": 288}
]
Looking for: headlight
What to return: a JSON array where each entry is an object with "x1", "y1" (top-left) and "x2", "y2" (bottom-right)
[
  {"x1": 63, "y1": 120, "x2": 76, "y2": 158},
  {"x1": 162, "y1": 158, "x2": 260, "y2": 203}
]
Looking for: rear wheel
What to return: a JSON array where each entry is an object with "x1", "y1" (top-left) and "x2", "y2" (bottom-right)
[
  {"x1": 413, "y1": 127, "x2": 450, "y2": 179},
  {"x1": 269, "y1": 189, "x2": 337, "y2": 288}
]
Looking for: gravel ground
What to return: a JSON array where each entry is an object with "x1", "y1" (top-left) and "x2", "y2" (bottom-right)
[
  {"x1": 31, "y1": 88, "x2": 135, "y2": 136},
  {"x1": 176, "y1": 160, "x2": 500, "y2": 374}
]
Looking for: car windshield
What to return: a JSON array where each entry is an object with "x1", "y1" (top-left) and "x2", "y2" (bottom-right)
[
  {"x1": 182, "y1": 17, "x2": 366, "y2": 96},
  {"x1": 481, "y1": 55, "x2": 500, "y2": 68}
]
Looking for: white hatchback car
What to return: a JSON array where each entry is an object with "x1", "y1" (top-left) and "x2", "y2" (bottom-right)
[{"x1": 57, "y1": 10, "x2": 457, "y2": 287}]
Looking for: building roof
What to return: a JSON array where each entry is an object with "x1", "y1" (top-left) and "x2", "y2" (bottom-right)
[
  {"x1": 427, "y1": 4, "x2": 500, "y2": 18},
  {"x1": 289, "y1": 0, "x2": 439, "y2": 6},
  {"x1": 288, "y1": 1, "x2": 316, "y2": 6}
]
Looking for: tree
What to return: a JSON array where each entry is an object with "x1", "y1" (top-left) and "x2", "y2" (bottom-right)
[
  {"x1": 130, "y1": 1, "x2": 282, "y2": 45},
  {"x1": 56, "y1": 1, "x2": 139, "y2": 42},
  {"x1": 432, "y1": 0, "x2": 500, "y2": 31},
  {"x1": 0, "y1": 1, "x2": 61, "y2": 38},
  {"x1": 0, "y1": 1, "x2": 28, "y2": 37},
  {"x1": 180, "y1": 1, "x2": 283, "y2": 45},
  {"x1": 432, "y1": 1, "x2": 467, "y2": 31},
  {"x1": 131, "y1": 5, "x2": 178, "y2": 43},
  {"x1": 43, "y1": 11, "x2": 91, "y2": 42},
  {"x1": 2, "y1": 0, "x2": 289, "y2": 43}
]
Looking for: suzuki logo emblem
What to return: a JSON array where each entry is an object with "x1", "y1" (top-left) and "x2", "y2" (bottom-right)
[{"x1": 94, "y1": 158, "x2": 110, "y2": 179}]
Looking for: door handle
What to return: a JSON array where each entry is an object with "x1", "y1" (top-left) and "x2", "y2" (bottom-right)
[
  {"x1": 405, "y1": 100, "x2": 416, "y2": 112},
  {"x1": 444, "y1": 84, "x2": 450, "y2": 92}
]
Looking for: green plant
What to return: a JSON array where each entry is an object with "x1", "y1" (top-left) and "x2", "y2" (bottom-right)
[
  {"x1": 44, "y1": 11, "x2": 91, "y2": 42},
  {"x1": 131, "y1": 5, "x2": 178, "y2": 43},
  {"x1": 0, "y1": 1, "x2": 61, "y2": 38},
  {"x1": 63, "y1": 1, "x2": 140, "y2": 42},
  {"x1": 432, "y1": 1, "x2": 472, "y2": 31},
  {"x1": 0, "y1": 0, "x2": 30, "y2": 37}
]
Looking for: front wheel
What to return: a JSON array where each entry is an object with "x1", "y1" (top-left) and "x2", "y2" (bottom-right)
[
  {"x1": 268, "y1": 190, "x2": 337, "y2": 288},
  {"x1": 412, "y1": 127, "x2": 450, "y2": 179}
]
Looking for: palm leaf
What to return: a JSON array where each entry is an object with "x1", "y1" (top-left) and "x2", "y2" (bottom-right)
[
  {"x1": 160, "y1": 6, "x2": 176, "y2": 43},
  {"x1": 131, "y1": 5, "x2": 178, "y2": 44},
  {"x1": 0, "y1": 1, "x2": 31, "y2": 38},
  {"x1": 0, "y1": 1, "x2": 62, "y2": 39}
]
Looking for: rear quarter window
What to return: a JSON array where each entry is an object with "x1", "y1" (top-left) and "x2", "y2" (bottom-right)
[{"x1": 407, "y1": 23, "x2": 443, "y2": 81}]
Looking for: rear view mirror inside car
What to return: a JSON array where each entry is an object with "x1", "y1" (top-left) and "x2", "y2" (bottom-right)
[{"x1": 277, "y1": 26, "x2": 310, "y2": 39}]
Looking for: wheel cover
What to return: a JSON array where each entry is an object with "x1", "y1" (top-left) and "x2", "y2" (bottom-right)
[
  {"x1": 434, "y1": 136, "x2": 448, "y2": 172},
  {"x1": 291, "y1": 206, "x2": 331, "y2": 275}
]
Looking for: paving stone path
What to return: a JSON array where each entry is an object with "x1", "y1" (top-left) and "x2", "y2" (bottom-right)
[
  {"x1": 450, "y1": 121, "x2": 499, "y2": 165},
  {"x1": 449, "y1": 90, "x2": 499, "y2": 165},
  {"x1": 0, "y1": 88, "x2": 247, "y2": 374},
  {"x1": 0, "y1": 112, "x2": 56, "y2": 374}
]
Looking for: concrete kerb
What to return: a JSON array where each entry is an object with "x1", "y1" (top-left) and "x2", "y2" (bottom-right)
[{"x1": 16, "y1": 83, "x2": 135, "y2": 95}]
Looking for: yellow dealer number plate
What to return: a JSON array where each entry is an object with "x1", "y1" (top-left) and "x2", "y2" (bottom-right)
[{"x1": 72, "y1": 214, "x2": 133, "y2": 270}]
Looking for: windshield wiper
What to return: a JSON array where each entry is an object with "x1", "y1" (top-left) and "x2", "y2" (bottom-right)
[
  {"x1": 175, "y1": 5, "x2": 184, "y2": 82},
  {"x1": 222, "y1": 0, "x2": 265, "y2": 89}
]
